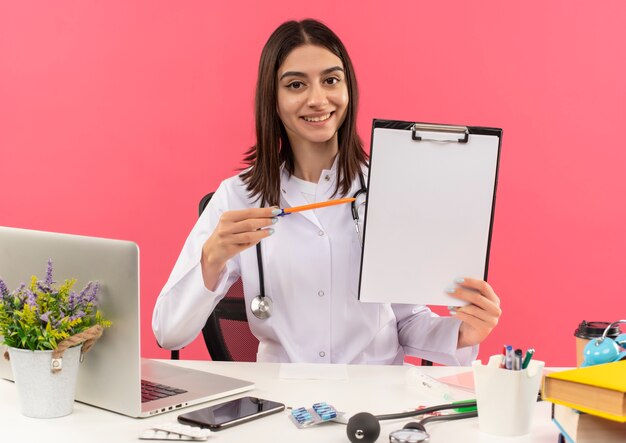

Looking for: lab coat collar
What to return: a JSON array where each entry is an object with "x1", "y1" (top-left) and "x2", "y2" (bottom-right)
[{"x1": 279, "y1": 158, "x2": 338, "y2": 230}]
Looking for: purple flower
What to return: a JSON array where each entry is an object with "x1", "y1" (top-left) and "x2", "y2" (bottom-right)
[
  {"x1": 14, "y1": 288, "x2": 26, "y2": 305},
  {"x1": 70, "y1": 310, "x2": 86, "y2": 322},
  {"x1": 78, "y1": 281, "x2": 99, "y2": 306},
  {"x1": 40, "y1": 311, "x2": 51, "y2": 323},
  {"x1": 89, "y1": 281, "x2": 100, "y2": 304},
  {"x1": 78, "y1": 281, "x2": 93, "y2": 303},
  {"x1": 36, "y1": 282, "x2": 49, "y2": 293},
  {"x1": 45, "y1": 259, "x2": 54, "y2": 286},
  {"x1": 25, "y1": 289, "x2": 37, "y2": 307},
  {"x1": 68, "y1": 291, "x2": 78, "y2": 310},
  {"x1": 26, "y1": 289, "x2": 37, "y2": 304},
  {"x1": 0, "y1": 278, "x2": 8, "y2": 298}
]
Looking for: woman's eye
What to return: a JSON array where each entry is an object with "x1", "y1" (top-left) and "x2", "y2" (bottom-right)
[
  {"x1": 287, "y1": 81, "x2": 304, "y2": 90},
  {"x1": 325, "y1": 77, "x2": 340, "y2": 85}
]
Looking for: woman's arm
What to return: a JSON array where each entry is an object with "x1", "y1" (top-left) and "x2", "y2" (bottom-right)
[
  {"x1": 152, "y1": 179, "x2": 279, "y2": 350},
  {"x1": 393, "y1": 304, "x2": 479, "y2": 365}
]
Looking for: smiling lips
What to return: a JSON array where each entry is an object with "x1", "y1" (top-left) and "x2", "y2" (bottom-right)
[{"x1": 302, "y1": 112, "x2": 333, "y2": 123}]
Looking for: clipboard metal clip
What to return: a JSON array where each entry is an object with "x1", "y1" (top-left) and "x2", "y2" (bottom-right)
[{"x1": 411, "y1": 123, "x2": 469, "y2": 144}]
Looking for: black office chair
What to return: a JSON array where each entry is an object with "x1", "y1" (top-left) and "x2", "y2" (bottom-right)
[
  {"x1": 170, "y1": 193, "x2": 259, "y2": 362},
  {"x1": 171, "y1": 192, "x2": 432, "y2": 366}
]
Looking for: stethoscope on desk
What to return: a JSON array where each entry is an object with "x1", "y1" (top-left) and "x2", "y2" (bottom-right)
[
  {"x1": 345, "y1": 391, "x2": 542, "y2": 443},
  {"x1": 250, "y1": 172, "x2": 367, "y2": 320},
  {"x1": 346, "y1": 400, "x2": 478, "y2": 443}
]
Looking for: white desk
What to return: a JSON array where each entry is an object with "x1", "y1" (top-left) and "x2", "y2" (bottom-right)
[{"x1": 1, "y1": 360, "x2": 559, "y2": 443}]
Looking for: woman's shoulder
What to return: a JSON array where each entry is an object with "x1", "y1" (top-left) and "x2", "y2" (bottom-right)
[{"x1": 219, "y1": 171, "x2": 246, "y2": 190}]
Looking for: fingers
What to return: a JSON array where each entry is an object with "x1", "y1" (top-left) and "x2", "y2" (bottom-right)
[
  {"x1": 453, "y1": 303, "x2": 499, "y2": 329},
  {"x1": 449, "y1": 279, "x2": 502, "y2": 347},
  {"x1": 213, "y1": 211, "x2": 276, "y2": 249},
  {"x1": 454, "y1": 308, "x2": 496, "y2": 348},
  {"x1": 222, "y1": 216, "x2": 277, "y2": 236},
  {"x1": 447, "y1": 278, "x2": 502, "y2": 332},
  {"x1": 229, "y1": 227, "x2": 274, "y2": 246},
  {"x1": 453, "y1": 288, "x2": 501, "y2": 318},
  {"x1": 456, "y1": 277, "x2": 499, "y2": 304},
  {"x1": 203, "y1": 208, "x2": 278, "y2": 268},
  {"x1": 218, "y1": 207, "x2": 277, "y2": 237},
  {"x1": 449, "y1": 279, "x2": 500, "y2": 313},
  {"x1": 220, "y1": 207, "x2": 278, "y2": 223}
]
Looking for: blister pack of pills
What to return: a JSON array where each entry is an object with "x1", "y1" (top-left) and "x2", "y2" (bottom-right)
[
  {"x1": 289, "y1": 402, "x2": 345, "y2": 428},
  {"x1": 139, "y1": 422, "x2": 211, "y2": 440}
]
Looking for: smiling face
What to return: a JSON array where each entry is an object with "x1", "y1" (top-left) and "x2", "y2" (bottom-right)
[{"x1": 276, "y1": 44, "x2": 349, "y2": 150}]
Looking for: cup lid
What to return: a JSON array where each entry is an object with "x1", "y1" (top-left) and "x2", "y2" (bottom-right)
[{"x1": 574, "y1": 320, "x2": 621, "y2": 339}]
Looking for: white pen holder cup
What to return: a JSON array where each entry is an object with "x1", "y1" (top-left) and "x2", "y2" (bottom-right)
[{"x1": 471, "y1": 355, "x2": 545, "y2": 437}]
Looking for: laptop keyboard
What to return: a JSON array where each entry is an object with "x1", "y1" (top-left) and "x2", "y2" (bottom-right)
[{"x1": 141, "y1": 380, "x2": 188, "y2": 403}]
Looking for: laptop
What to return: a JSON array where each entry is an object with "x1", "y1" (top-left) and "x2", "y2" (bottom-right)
[{"x1": 0, "y1": 226, "x2": 254, "y2": 417}]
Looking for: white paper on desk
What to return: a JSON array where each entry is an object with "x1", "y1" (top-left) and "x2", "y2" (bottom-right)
[{"x1": 279, "y1": 363, "x2": 348, "y2": 380}]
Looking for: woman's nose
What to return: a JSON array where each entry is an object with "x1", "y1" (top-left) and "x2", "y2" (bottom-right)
[{"x1": 307, "y1": 84, "x2": 328, "y2": 108}]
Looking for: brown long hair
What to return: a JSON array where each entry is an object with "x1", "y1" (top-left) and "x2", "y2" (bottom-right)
[{"x1": 240, "y1": 19, "x2": 368, "y2": 206}]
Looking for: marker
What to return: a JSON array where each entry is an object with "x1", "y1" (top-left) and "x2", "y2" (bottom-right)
[
  {"x1": 504, "y1": 345, "x2": 513, "y2": 370},
  {"x1": 499, "y1": 345, "x2": 508, "y2": 368},
  {"x1": 522, "y1": 348, "x2": 535, "y2": 369},
  {"x1": 513, "y1": 349, "x2": 523, "y2": 370},
  {"x1": 276, "y1": 197, "x2": 356, "y2": 216}
]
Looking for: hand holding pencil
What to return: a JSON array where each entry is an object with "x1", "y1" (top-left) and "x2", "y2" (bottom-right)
[
  {"x1": 201, "y1": 206, "x2": 277, "y2": 291},
  {"x1": 200, "y1": 197, "x2": 354, "y2": 291}
]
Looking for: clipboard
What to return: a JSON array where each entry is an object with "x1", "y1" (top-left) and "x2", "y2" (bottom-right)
[{"x1": 358, "y1": 119, "x2": 502, "y2": 306}]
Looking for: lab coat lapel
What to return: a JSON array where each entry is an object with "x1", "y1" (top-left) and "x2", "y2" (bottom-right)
[{"x1": 280, "y1": 169, "x2": 323, "y2": 230}]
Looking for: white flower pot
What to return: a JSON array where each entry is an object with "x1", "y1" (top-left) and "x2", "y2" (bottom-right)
[{"x1": 8, "y1": 345, "x2": 82, "y2": 418}]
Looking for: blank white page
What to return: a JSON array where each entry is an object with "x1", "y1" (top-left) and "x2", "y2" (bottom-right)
[{"x1": 359, "y1": 125, "x2": 500, "y2": 306}]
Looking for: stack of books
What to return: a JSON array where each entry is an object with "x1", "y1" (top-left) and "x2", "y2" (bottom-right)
[{"x1": 542, "y1": 360, "x2": 626, "y2": 442}]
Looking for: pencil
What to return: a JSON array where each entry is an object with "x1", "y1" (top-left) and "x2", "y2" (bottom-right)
[{"x1": 278, "y1": 197, "x2": 356, "y2": 216}]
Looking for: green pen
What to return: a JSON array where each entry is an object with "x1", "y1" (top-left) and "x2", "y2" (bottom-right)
[
  {"x1": 452, "y1": 400, "x2": 477, "y2": 413},
  {"x1": 522, "y1": 348, "x2": 535, "y2": 369}
]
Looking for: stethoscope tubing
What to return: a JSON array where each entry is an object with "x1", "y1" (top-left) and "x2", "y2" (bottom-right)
[
  {"x1": 255, "y1": 242, "x2": 265, "y2": 299},
  {"x1": 251, "y1": 171, "x2": 367, "y2": 320},
  {"x1": 375, "y1": 400, "x2": 477, "y2": 421}
]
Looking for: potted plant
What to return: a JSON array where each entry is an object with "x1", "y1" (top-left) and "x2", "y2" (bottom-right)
[{"x1": 0, "y1": 259, "x2": 111, "y2": 418}]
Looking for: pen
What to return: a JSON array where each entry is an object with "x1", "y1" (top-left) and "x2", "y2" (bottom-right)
[
  {"x1": 504, "y1": 345, "x2": 513, "y2": 370},
  {"x1": 276, "y1": 197, "x2": 356, "y2": 216},
  {"x1": 522, "y1": 348, "x2": 535, "y2": 369},
  {"x1": 513, "y1": 349, "x2": 523, "y2": 371},
  {"x1": 499, "y1": 345, "x2": 507, "y2": 369},
  {"x1": 452, "y1": 400, "x2": 478, "y2": 413}
]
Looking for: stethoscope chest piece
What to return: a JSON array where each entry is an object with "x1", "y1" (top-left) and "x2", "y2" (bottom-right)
[
  {"x1": 389, "y1": 428, "x2": 429, "y2": 443},
  {"x1": 250, "y1": 295, "x2": 273, "y2": 319}
]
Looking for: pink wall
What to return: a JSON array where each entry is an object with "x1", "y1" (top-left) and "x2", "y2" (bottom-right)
[{"x1": 2, "y1": 1, "x2": 625, "y2": 366}]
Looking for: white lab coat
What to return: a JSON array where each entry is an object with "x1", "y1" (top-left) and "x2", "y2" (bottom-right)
[{"x1": 152, "y1": 162, "x2": 478, "y2": 365}]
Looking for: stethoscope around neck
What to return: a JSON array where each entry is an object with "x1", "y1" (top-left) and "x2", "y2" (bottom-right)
[{"x1": 250, "y1": 172, "x2": 367, "y2": 320}]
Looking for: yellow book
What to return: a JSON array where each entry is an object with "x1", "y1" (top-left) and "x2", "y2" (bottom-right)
[{"x1": 542, "y1": 360, "x2": 626, "y2": 423}]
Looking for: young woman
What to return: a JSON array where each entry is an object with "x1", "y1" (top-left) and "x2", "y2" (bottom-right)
[{"x1": 152, "y1": 19, "x2": 501, "y2": 365}]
